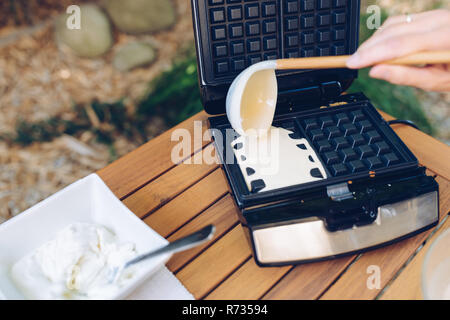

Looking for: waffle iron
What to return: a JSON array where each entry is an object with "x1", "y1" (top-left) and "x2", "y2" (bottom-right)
[{"x1": 190, "y1": 0, "x2": 440, "y2": 266}]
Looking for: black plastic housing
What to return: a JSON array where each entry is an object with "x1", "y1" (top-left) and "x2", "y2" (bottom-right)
[
  {"x1": 209, "y1": 93, "x2": 419, "y2": 209},
  {"x1": 243, "y1": 166, "x2": 439, "y2": 267},
  {"x1": 191, "y1": 0, "x2": 360, "y2": 114},
  {"x1": 190, "y1": 0, "x2": 440, "y2": 265}
]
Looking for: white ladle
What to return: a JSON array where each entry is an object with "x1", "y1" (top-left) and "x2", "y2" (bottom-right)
[{"x1": 226, "y1": 51, "x2": 450, "y2": 137}]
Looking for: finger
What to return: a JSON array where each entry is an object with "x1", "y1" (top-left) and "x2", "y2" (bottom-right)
[
  {"x1": 360, "y1": 18, "x2": 431, "y2": 52},
  {"x1": 347, "y1": 26, "x2": 450, "y2": 69},
  {"x1": 373, "y1": 10, "x2": 449, "y2": 33},
  {"x1": 359, "y1": 10, "x2": 450, "y2": 52},
  {"x1": 360, "y1": 13, "x2": 420, "y2": 50},
  {"x1": 369, "y1": 64, "x2": 450, "y2": 91}
]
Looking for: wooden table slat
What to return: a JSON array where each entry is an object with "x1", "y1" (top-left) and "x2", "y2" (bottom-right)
[
  {"x1": 262, "y1": 256, "x2": 356, "y2": 300},
  {"x1": 205, "y1": 258, "x2": 290, "y2": 300},
  {"x1": 176, "y1": 225, "x2": 251, "y2": 299},
  {"x1": 143, "y1": 168, "x2": 228, "y2": 238},
  {"x1": 123, "y1": 144, "x2": 217, "y2": 218},
  {"x1": 166, "y1": 195, "x2": 239, "y2": 272},
  {"x1": 98, "y1": 111, "x2": 210, "y2": 199},
  {"x1": 380, "y1": 216, "x2": 450, "y2": 300}
]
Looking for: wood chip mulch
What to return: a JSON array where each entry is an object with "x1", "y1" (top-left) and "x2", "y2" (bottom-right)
[{"x1": 0, "y1": 0, "x2": 194, "y2": 223}]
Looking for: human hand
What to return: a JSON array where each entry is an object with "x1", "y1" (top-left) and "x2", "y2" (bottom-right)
[{"x1": 346, "y1": 9, "x2": 450, "y2": 92}]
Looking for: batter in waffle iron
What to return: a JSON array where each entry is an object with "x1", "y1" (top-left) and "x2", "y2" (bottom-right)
[
  {"x1": 227, "y1": 62, "x2": 327, "y2": 193},
  {"x1": 231, "y1": 126, "x2": 327, "y2": 193}
]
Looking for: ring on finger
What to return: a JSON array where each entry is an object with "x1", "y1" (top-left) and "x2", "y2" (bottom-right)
[{"x1": 405, "y1": 13, "x2": 413, "y2": 23}]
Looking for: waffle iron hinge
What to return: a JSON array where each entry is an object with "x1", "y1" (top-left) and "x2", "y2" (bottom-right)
[
  {"x1": 324, "y1": 182, "x2": 378, "y2": 232},
  {"x1": 321, "y1": 81, "x2": 343, "y2": 100},
  {"x1": 326, "y1": 182, "x2": 353, "y2": 201},
  {"x1": 277, "y1": 81, "x2": 343, "y2": 111}
]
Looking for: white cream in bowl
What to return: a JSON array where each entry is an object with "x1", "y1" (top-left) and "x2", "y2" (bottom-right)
[{"x1": 11, "y1": 222, "x2": 138, "y2": 300}]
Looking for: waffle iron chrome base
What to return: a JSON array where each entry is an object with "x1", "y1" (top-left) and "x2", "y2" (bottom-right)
[{"x1": 248, "y1": 191, "x2": 438, "y2": 265}]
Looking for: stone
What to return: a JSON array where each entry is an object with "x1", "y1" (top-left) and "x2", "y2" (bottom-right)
[
  {"x1": 113, "y1": 42, "x2": 156, "y2": 71},
  {"x1": 103, "y1": 0, "x2": 176, "y2": 34},
  {"x1": 54, "y1": 4, "x2": 113, "y2": 58}
]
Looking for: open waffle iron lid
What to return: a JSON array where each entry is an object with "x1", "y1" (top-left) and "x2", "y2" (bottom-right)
[{"x1": 191, "y1": 0, "x2": 361, "y2": 115}]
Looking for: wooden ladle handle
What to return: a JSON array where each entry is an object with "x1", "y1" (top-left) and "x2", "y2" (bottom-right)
[{"x1": 276, "y1": 50, "x2": 450, "y2": 70}]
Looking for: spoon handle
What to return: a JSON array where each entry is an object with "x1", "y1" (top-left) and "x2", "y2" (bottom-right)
[
  {"x1": 124, "y1": 225, "x2": 215, "y2": 269},
  {"x1": 276, "y1": 50, "x2": 450, "y2": 70},
  {"x1": 277, "y1": 54, "x2": 349, "y2": 69}
]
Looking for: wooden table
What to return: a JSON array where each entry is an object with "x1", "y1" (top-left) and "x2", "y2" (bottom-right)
[{"x1": 97, "y1": 110, "x2": 450, "y2": 300}]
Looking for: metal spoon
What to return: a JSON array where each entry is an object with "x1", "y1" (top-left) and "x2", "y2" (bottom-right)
[{"x1": 107, "y1": 224, "x2": 215, "y2": 283}]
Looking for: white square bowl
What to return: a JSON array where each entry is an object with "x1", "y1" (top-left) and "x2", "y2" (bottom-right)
[{"x1": 0, "y1": 173, "x2": 169, "y2": 300}]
